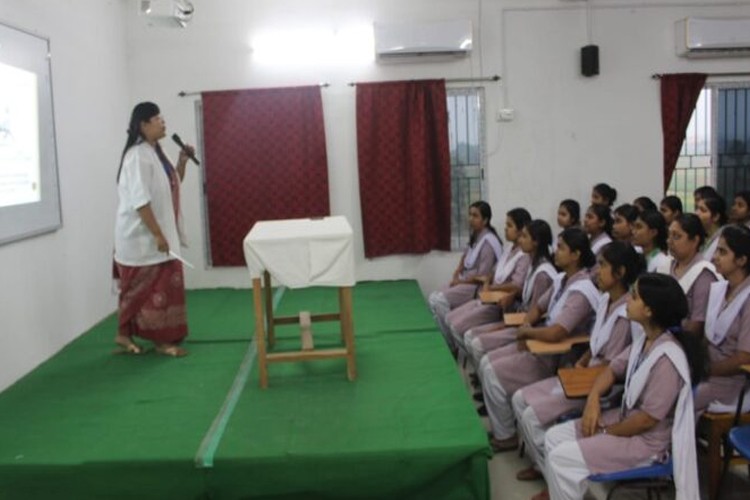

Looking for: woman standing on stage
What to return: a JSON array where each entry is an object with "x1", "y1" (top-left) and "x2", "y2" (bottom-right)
[{"x1": 113, "y1": 102, "x2": 194, "y2": 357}]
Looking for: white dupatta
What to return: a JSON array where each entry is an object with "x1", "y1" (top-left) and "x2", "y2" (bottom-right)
[
  {"x1": 590, "y1": 233, "x2": 613, "y2": 255},
  {"x1": 675, "y1": 259, "x2": 718, "y2": 295},
  {"x1": 704, "y1": 280, "x2": 750, "y2": 346},
  {"x1": 493, "y1": 246, "x2": 524, "y2": 285},
  {"x1": 464, "y1": 231, "x2": 504, "y2": 269},
  {"x1": 545, "y1": 272, "x2": 600, "y2": 327},
  {"x1": 623, "y1": 333, "x2": 699, "y2": 500},
  {"x1": 589, "y1": 294, "x2": 628, "y2": 358},
  {"x1": 521, "y1": 261, "x2": 557, "y2": 307}
]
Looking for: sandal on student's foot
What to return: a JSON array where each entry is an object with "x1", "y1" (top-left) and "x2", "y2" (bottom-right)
[
  {"x1": 113, "y1": 336, "x2": 143, "y2": 355},
  {"x1": 530, "y1": 489, "x2": 549, "y2": 500},
  {"x1": 155, "y1": 345, "x2": 188, "y2": 357}
]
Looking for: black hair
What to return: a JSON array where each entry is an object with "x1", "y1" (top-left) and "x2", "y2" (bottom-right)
[
  {"x1": 593, "y1": 183, "x2": 618, "y2": 207},
  {"x1": 700, "y1": 195, "x2": 728, "y2": 226},
  {"x1": 635, "y1": 273, "x2": 706, "y2": 384},
  {"x1": 600, "y1": 241, "x2": 646, "y2": 289},
  {"x1": 559, "y1": 199, "x2": 581, "y2": 226},
  {"x1": 694, "y1": 185, "x2": 719, "y2": 201},
  {"x1": 734, "y1": 191, "x2": 750, "y2": 207},
  {"x1": 673, "y1": 213, "x2": 707, "y2": 248},
  {"x1": 636, "y1": 209, "x2": 668, "y2": 252},
  {"x1": 525, "y1": 219, "x2": 553, "y2": 267},
  {"x1": 117, "y1": 102, "x2": 161, "y2": 182},
  {"x1": 660, "y1": 195, "x2": 683, "y2": 214},
  {"x1": 587, "y1": 204, "x2": 614, "y2": 236},
  {"x1": 613, "y1": 204, "x2": 639, "y2": 223},
  {"x1": 719, "y1": 224, "x2": 750, "y2": 274},
  {"x1": 633, "y1": 196, "x2": 658, "y2": 213},
  {"x1": 469, "y1": 201, "x2": 500, "y2": 247},
  {"x1": 507, "y1": 208, "x2": 532, "y2": 232},
  {"x1": 560, "y1": 227, "x2": 596, "y2": 269}
]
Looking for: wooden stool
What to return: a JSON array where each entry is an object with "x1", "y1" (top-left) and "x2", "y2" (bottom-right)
[
  {"x1": 253, "y1": 271, "x2": 356, "y2": 389},
  {"x1": 698, "y1": 410, "x2": 750, "y2": 500}
]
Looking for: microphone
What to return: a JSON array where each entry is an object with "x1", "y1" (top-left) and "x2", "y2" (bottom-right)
[{"x1": 171, "y1": 133, "x2": 200, "y2": 165}]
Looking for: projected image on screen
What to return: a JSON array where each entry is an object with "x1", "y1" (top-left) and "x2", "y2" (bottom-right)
[{"x1": 0, "y1": 61, "x2": 40, "y2": 208}]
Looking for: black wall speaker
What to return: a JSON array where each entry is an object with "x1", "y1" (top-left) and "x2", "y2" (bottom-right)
[{"x1": 581, "y1": 45, "x2": 599, "y2": 77}]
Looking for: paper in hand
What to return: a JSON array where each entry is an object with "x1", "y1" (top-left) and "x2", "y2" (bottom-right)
[{"x1": 169, "y1": 250, "x2": 195, "y2": 269}]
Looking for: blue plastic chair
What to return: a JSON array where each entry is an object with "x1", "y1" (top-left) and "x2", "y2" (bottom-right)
[
  {"x1": 729, "y1": 425, "x2": 750, "y2": 460},
  {"x1": 588, "y1": 458, "x2": 673, "y2": 500}
]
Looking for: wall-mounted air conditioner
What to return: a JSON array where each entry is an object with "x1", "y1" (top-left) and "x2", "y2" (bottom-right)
[
  {"x1": 675, "y1": 18, "x2": 750, "y2": 58},
  {"x1": 374, "y1": 20, "x2": 472, "y2": 63}
]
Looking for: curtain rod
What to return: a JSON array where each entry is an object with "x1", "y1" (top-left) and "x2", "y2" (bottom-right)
[
  {"x1": 651, "y1": 72, "x2": 750, "y2": 79},
  {"x1": 347, "y1": 75, "x2": 501, "y2": 86},
  {"x1": 178, "y1": 82, "x2": 330, "y2": 97}
]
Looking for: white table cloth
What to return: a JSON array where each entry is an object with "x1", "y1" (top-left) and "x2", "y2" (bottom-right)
[{"x1": 243, "y1": 216, "x2": 356, "y2": 288}]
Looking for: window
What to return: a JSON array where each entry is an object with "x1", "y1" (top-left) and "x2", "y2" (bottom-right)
[
  {"x1": 447, "y1": 88, "x2": 486, "y2": 250},
  {"x1": 669, "y1": 83, "x2": 750, "y2": 211}
]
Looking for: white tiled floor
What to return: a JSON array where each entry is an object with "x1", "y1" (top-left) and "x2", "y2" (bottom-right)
[{"x1": 458, "y1": 365, "x2": 750, "y2": 500}]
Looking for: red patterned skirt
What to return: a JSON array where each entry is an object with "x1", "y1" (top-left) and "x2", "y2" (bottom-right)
[{"x1": 115, "y1": 260, "x2": 188, "y2": 344}]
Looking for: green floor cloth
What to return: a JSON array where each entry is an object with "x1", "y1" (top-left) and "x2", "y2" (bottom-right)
[{"x1": 0, "y1": 280, "x2": 490, "y2": 499}]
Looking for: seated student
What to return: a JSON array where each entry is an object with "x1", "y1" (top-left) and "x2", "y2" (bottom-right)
[
  {"x1": 696, "y1": 194, "x2": 728, "y2": 261},
  {"x1": 632, "y1": 196, "x2": 657, "y2": 213},
  {"x1": 668, "y1": 214, "x2": 719, "y2": 338},
  {"x1": 478, "y1": 228, "x2": 599, "y2": 452},
  {"x1": 583, "y1": 204, "x2": 613, "y2": 258},
  {"x1": 730, "y1": 191, "x2": 750, "y2": 228},
  {"x1": 429, "y1": 201, "x2": 503, "y2": 350},
  {"x1": 659, "y1": 195, "x2": 683, "y2": 225},
  {"x1": 553, "y1": 199, "x2": 581, "y2": 253},
  {"x1": 695, "y1": 185, "x2": 720, "y2": 207},
  {"x1": 544, "y1": 273, "x2": 702, "y2": 500},
  {"x1": 446, "y1": 208, "x2": 532, "y2": 343},
  {"x1": 558, "y1": 199, "x2": 581, "y2": 230},
  {"x1": 694, "y1": 224, "x2": 750, "y2": 415},
  {"x1": 632, "y1": 209, "x2": 672, "y2": 274},
  {"x1": 590, "y1": 183, "x2": 617, "y2": 209},
  {"x1": 463, "y1": 220, "x2": 557, "y2": 368},
  {"x1": 512, "y1": 241, "x2": 644, "y2": 486},
  {"x1": 611, "y1": 204, "x2": 638, "y2": 244}
]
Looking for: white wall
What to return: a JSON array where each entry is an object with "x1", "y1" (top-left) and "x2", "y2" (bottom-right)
[
  {"x1": 125, "y1": 0, "x2": 750, "y2": 298},
  {"x1": 3, "y1": 0, "x2": 750, "y2": 391},
  {"x1": 0, "y1": 0, "x2": 130, "y2": 391}
]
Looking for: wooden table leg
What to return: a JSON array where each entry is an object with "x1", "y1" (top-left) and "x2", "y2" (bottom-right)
[
  {"x1": 339, "y1": 286, "x2": 356, "y2": 381},
  {"x1": 263, "y1": 270, "x2": 275, "y2": 348},
  {"x1": 253, "y1": 277, "x2": 269, "y2": 389}
]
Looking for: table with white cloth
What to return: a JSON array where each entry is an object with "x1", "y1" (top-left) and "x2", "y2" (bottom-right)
[{"x1": 243, "y1": 216, "x2": 357, "y2": 388}]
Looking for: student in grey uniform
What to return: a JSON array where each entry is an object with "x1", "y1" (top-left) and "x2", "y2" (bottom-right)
[
  {"x1": 544, "y1": 274, "x2": 703, "y2": 500},
  {"x1": 631, "y1": 209, "x2": 671, "y2": 274},
  {"x1": 428, "y1": 201, "x2": 503, "y2": 351},
  {"x1": 729, "y1": 191, "x2": 750, "y2": 228},
  {"x1": 590, "y1": 183, "x2": 617, "y2": 209},
  {"x1": 445, "y1": 208, "x2": 531, "y2": 345},
  {"x1": 695, "y1": 224, "x2": 750, "y2": 414},
  {"x1": 513, "y1": 241, "x2": 644, "y2": 486},
  {"x1": 697, "y1": 195, "x2": 728, "y2": 262},
  {"x1": 611, "y1": 204, "x2": 638, "y2": 244},
  {"x1": 668, "y1": 214, "x2": 719, "y2": 338},
  {"x1": 462, "y1": 220, "x2": 556, "y2": 369},
  {"x1": 479, "y1": 228, "x2": 599, "y2": 453},
  {"x1": 584, "y1": 204, "x2": 613, "y2": 259},
  {"x1": 659, "y1": 195, "x2": 683, "y2": 226}
]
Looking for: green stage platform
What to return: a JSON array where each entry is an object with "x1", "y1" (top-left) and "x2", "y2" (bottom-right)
[{"x1": 0, "y1": 281, "x2": 490, "y2": 499}]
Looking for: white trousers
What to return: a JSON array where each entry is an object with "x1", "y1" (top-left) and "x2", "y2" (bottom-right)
[
  {"x1": 544, "y1": 421, "x2": 591, "y2": 500},
  {"x1": 428, "y1": 291, "x2": 455, "y2": 350},
  {"x1": 480, "y1": 355, "x2": 516, "y2": 439},
  {"x1": 513, "y1": 390, "x2": 548, "y2": 471},
  {"x1": 464, "y1": 329, "x2": 486, "y2": 372}
]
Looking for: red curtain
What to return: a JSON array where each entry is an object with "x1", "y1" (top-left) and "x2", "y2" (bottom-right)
[
  {"x1": 202, "y1": 86, "x2": 330, "y2": 266},
  {"x1": 660, "y1": 73, "x2": 707, "y2": 192},
  {"x1": 356, "y1": 80, "x2": 451, "y2": 258}
]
